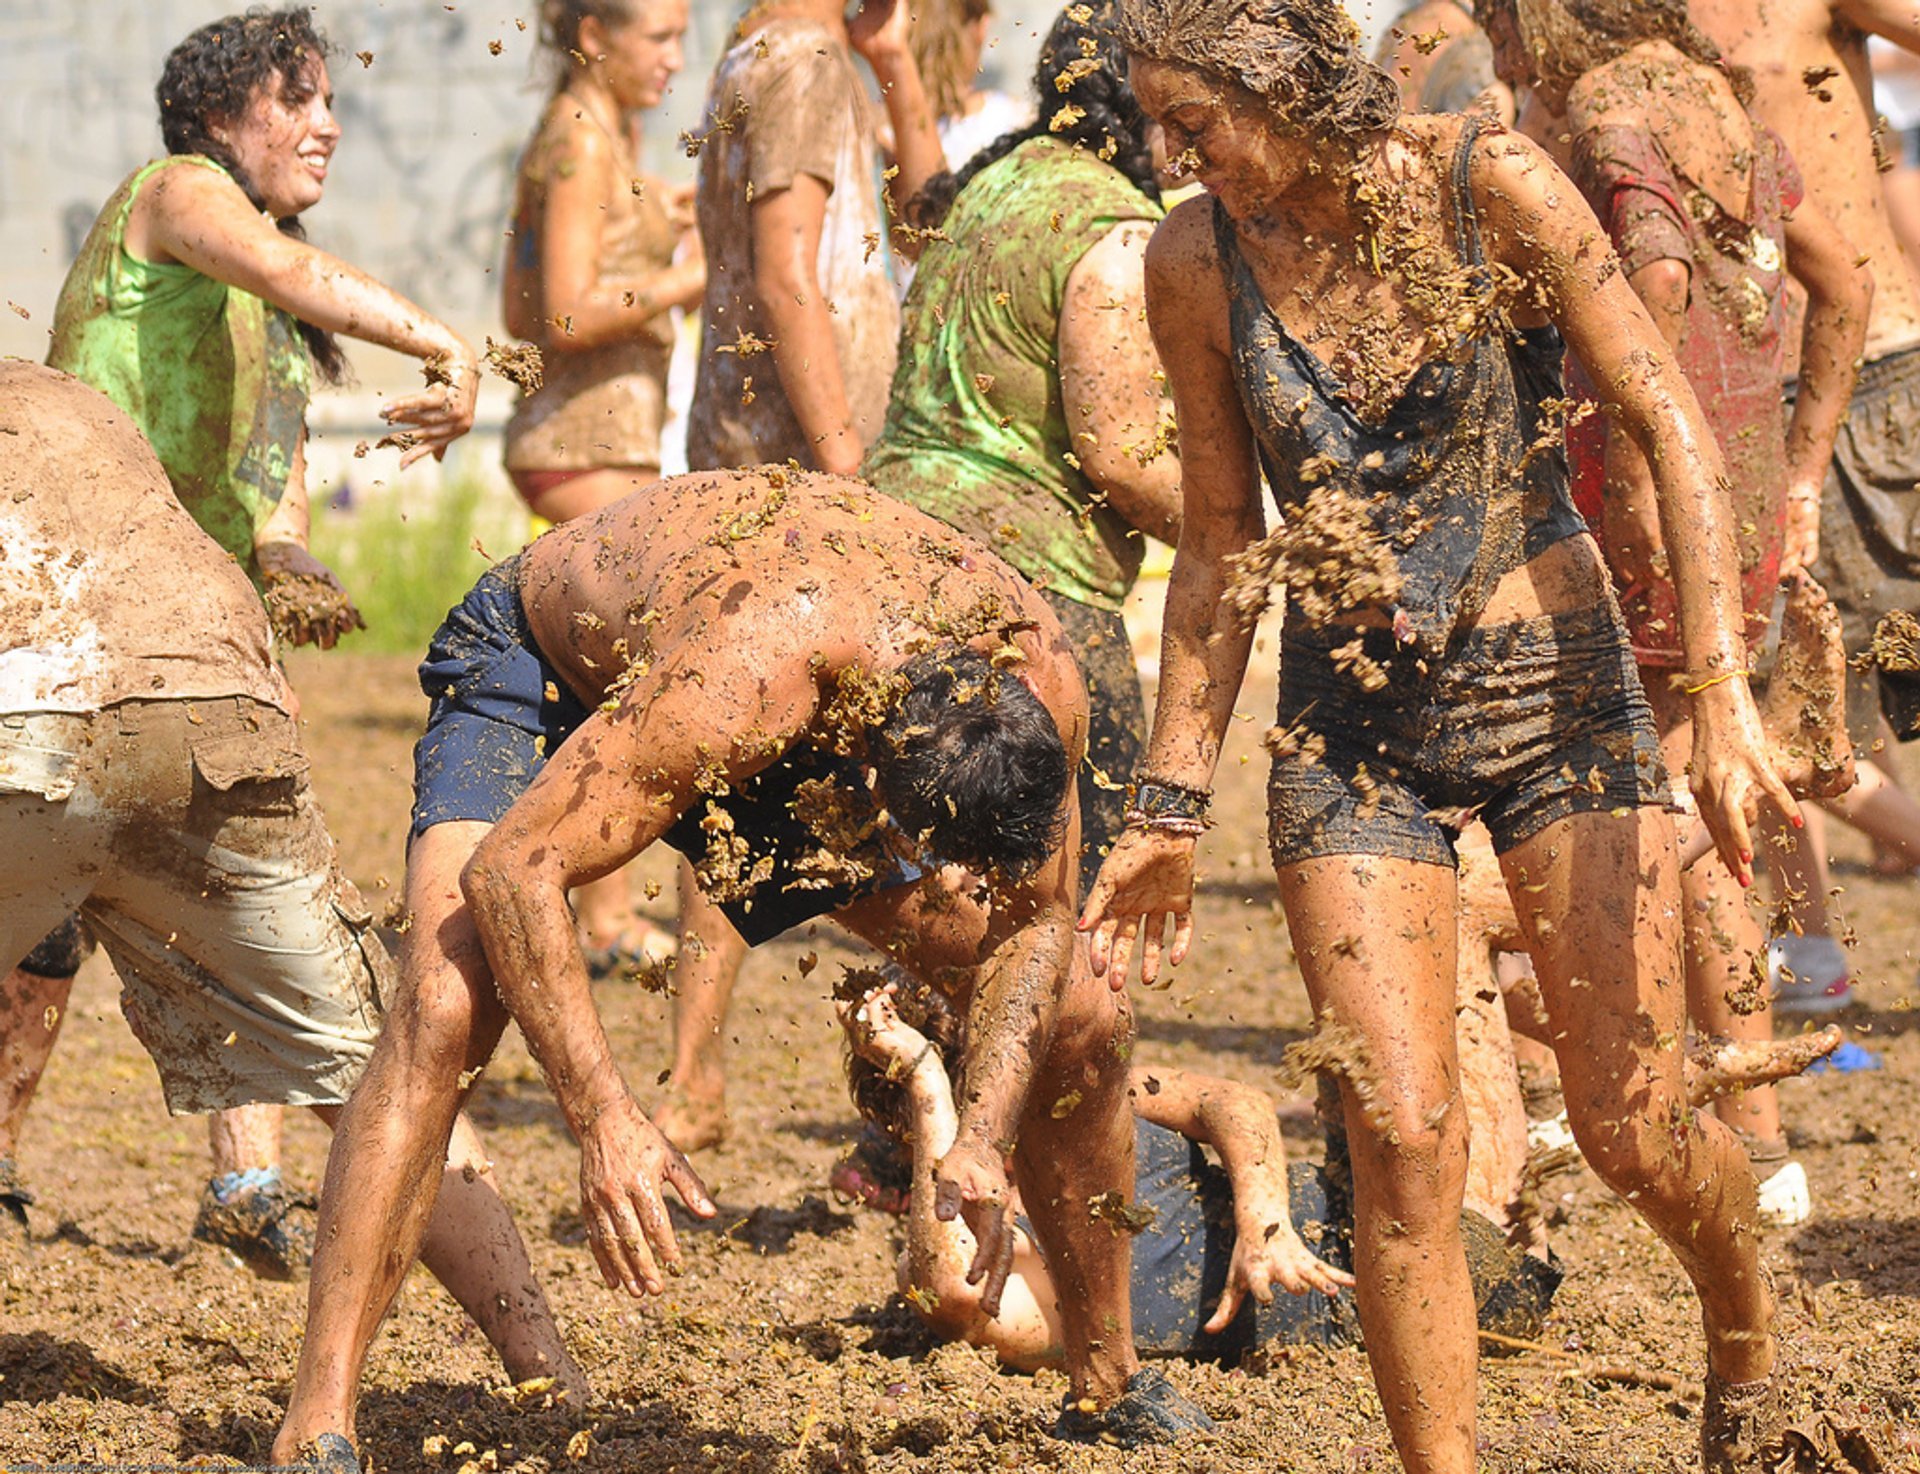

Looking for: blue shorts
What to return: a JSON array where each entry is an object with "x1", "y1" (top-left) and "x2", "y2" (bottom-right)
[
  {"x1": 1268, "y1": 601, "x2": 1671, "y2": 868},
  {"x1": 411, "y1": 556, "x2": 918, "y2": 947}
]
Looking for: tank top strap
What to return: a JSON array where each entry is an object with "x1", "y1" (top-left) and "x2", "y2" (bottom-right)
[{"x1": 1449, "y1": 115, "x2": 1489, "y2": 269}]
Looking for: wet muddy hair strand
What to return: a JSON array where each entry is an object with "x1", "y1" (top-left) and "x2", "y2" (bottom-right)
[
  {"x1": 1117, "y1": 0, "x2": 1400, "y2": 136},
  {"x1": 156, "y1": 7, "x2": 346, "y2": 383},
  {"x1": 910, "y1": 0, "x2": 1160, "y2": 229}
]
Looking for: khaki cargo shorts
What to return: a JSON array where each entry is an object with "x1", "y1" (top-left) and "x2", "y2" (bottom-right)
[{"x1": 0, "y1": 697, "x2": 386, "y2": 1114}]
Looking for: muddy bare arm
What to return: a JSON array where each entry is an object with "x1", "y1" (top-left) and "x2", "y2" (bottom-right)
[
  {"x1": 461, "y1": 638, "x2": 825, "y2": 1293},
  {"x1": 1059, "y1": 221, "x2": 1182, "y2": 545},
  {"x1": 136, "y1": 160, "x2": 476, "y2": 465},
  {"x1": 530, "y1": 121, "x2": 704, "y2": 349},
  {"x1": 850, "y1": 0, "x2": 943, "y2": 256},
  {"x1": 752, "y1": 178, "x2": 863, "y2": 474},
  {"x1": 1834, "y1": 0, "x2": 1920, "y2": 50},
  {"x1": 254, "y1": 432, "x2": 363, "y2": 649},
  {"x1": 1781, "y1": 192, "x2": 1872, "y2": 570},
  {"x1": 1477, "y1": 129, "x2": 1798, "y2": 882},
  {"x1": 1080, "y1": 202, "x2": 1263, "y2": 983},
  {"x1": 1131, "y1": 1066, "x2": 1353, "y2": 1325},
  {"x1": 937, "y1": 848, "x2": 1078, "y2": 1315}
]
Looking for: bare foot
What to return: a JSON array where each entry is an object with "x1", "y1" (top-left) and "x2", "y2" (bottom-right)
[
  {"x1": 1685, "y1": 1025, "x2": 1843, "y2": 1106},
  {"x1": 653, "y1": 1089, "x2": 730, "y2": 1153},
  {"x1": 1760, "y1": 571, "x2": 1855, "y2": 800}
]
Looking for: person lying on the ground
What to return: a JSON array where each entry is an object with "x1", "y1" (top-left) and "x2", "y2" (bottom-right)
[
  {"x1": 838, "y1": 977, "x2": 1842, "y2": 1370},
  {"x1": 839, "y1": 978, "x2": 1553, "y2": 1366},
  {"x1": 272, "y1": 469, "x2": 1211, "y2": 1469},
  {"x1": 0, "y1": 364, "x2": 579, "y2": 1431}
]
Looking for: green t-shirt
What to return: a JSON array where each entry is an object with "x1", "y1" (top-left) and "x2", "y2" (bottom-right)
[
  {"x1": 48, "y1": 156, "x2": 311, "y2": 579},
  {"x1": 862, "y1": 137, "x2": 1163, "y2": 611}
]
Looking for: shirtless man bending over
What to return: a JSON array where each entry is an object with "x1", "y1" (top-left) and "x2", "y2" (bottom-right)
[{"x1": 273, "y1": 470, "x2": 1211, "y2": 1467}]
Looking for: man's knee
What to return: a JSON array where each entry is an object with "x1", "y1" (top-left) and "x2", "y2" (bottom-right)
[{"x1": 1349, "y1": 1088, "x2": 1470, "y2": 1232}]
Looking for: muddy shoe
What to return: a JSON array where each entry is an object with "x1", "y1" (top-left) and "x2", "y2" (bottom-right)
[
  {"x1": 0, "y1": 1157, "x2": 34, "y2": 1242},
  {"x1": 191, "y1": 1169, "x2": 315, "y2": 1280},
  {"x1": 304, "y1": 1432, "x2": 362, "y2": 1474},
  {"x1": 1767, "y1": 934, "x2": 1853, "y2": 1015},
  {"x1": 1701, "y1": 1371, "x2": 1785, "y2": 1472},
  {"x1": 1052, "y1": 1366, "x2": 1216, "y2": 1448}
]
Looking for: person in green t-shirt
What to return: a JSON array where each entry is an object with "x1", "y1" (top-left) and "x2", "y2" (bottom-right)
[{"x1": 863, "y1": 0, "x2": 1181, "y2": 879}]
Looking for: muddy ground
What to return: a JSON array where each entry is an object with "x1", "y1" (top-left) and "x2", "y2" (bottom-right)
[{"x1": 2, "y1": 643, "x2": 1916, "y2": 1472}]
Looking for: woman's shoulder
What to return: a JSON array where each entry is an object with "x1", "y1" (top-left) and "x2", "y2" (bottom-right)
[{"x1": 1143, "y1": 195, "x2": 1225, "y2": 296}]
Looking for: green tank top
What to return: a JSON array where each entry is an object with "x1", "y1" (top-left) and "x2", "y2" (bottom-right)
[
  {"x1": 862, "y1": 137, "x2": 1162, "y2": 611},
  {"x1": 48, "y1": 156, "x2": 311, "y2": 580}
]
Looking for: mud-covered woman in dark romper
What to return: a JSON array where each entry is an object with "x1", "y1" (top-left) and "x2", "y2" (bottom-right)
[{"x1": 1078, "y1": 2, "x2": 1801, "y2": 1470}]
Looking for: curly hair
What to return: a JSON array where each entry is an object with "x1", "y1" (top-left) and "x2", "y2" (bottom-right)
[
  {"x1": 909, "y1": 0, "x2": 1160, "y2": 229},
  {"x1": 156, "y1": 7, "x2": 345, "y2": 383},
  {"x1": 1483, "y1": 0, "x2": 1750, "y2": 105},
  {"x1": 1116, "y1": 0, "x2": 1400, "y2": 137}
]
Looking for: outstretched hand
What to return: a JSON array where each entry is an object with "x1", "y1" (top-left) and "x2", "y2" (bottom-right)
[
  {"x1": 834, "y1": 982, "x2": 928, "y2": 1073},
  {"x1": 1688, "y1": 677, "x2": 1801, "y2": 887},
  {"x1": 932, "y1": 1135, "x2": 1017, "y2": 1318},
  {"x1": 1204, "y1": 1206, "x2": 1355, "y2": 1334},
  {"x1": 381, "y1": 351, "x2": 478, "y2": 467},
  {"x1": 257, "y1": 541, "x2": 366, "y2": 650},
  {"x1": 578, "y1": 1098, "x2": 717, "y2": 1297},
  {"x1": 1076, "y1": 828, "x2": 1197, "y2": 989}
]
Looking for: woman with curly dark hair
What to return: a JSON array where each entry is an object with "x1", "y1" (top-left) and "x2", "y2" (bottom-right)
[
  {"x1": 864, "y1": 0, "x2": 1180, "y2": 877},
  {"x1": 37, "y1": 6, "x2": 483, "y2": 1281},
  {"x1": 50, "y1": 7, "x2": 478, "y2": 641}
]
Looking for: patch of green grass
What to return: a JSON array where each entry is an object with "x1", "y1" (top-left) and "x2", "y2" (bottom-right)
[{"x1": 309, "y1": 473, "x2": 529, "y2": 655}]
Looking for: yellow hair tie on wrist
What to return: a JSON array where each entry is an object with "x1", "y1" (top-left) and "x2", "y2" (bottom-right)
[{"x1": 1683, "y1": 667, "x2": 1751, "y2": 695}]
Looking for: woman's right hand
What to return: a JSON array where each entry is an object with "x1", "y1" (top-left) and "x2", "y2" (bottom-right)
[
  {"x1": 1076, "y1": 828, "x2": 1197, "y2": 989},
  {"x1": 381, "y1": 347, "x2": 478, "y2": 467},
  {"x1": 834, "y1": 982, "x2": 928, "y2": 1074}
]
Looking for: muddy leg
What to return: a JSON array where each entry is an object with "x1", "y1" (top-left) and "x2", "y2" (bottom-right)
[
  {"x1": 1502, "y1": 810, "x2": 1773, "y2": 1385},
  {"x1": 1279, "y1": 856, "x2": 1476, "y2": 1474},
  {"x1": 654, "y1": 861, "x2": 746, "y2": 1152},
  {"x1": 1007, "y1": 940, "x2": 1139, "y2": 1406},
  {"x1": 1760, "y1": 570, "x2": 1855, "y2": 799},
  {"x1": 274, "y1": 822, "x2": 520, "y2": 1460},
  {"x1": 207, "y1": 1103, "x2": 283, "y2": 1176}
]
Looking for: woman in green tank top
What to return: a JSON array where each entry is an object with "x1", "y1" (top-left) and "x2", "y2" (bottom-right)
[
  {"x1": 863, "y1": 0, "x2": 1181, "y2": 875},
  {"x1": 48, "y1": 8, "x2": 480, "y2": 648}
]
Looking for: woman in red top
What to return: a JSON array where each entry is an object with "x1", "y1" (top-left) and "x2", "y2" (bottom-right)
[{"x1": 1480, "y1": 0, "x2": 1868, "y2": 1221}]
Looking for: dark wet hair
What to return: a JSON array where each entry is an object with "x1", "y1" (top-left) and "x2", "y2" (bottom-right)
[
  {"x1": 910, "y1": 1, "x2": 1160, "y2": 229},
  {"x1": 1117, "y1": 0, "x2": 1400, "y2": 136},
  {"x1": 844, "y1": 978, "x2": 964, "y2": 1148},
  {"x1": 870, "y1": 646, "x2": 1070, "y2": 879},
  {"x1": 156, "y1": 7, "x2": 346, "y2": 383},
  {"x1": 1483, "y1": 0, "x2": 1750, "y2": 106}
]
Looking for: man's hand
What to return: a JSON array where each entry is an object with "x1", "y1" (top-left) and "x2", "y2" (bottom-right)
[
  {"x1": 1689, "y1": 677, "x2": 1802, "y2": 887},
  {"x1": 257, "y1": 541, "x2": 366, "y2": 649},
  {"x1": 578, "y1": 1098, "x2": 717, "y2": 1297},
  {"x1": 1203, "y1": 1204, "x2": 1355, "y2": 1334},
  {"x1": 1076, "y1": 828, "x2": 1197, "y2": 988},
  {"x1": 933, "y1": 1135, "x2": 1017, "y2": 1317}
]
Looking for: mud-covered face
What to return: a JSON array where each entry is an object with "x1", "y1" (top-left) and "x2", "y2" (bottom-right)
[
  {"x1": 1128, "y1": 55, "x2": 1298, "y2": 220},
  {"x1": 221, "y1": 59, "x2": 338, "y2": 219},
  {"x1": 588, "y1": 0, "x2": 688, "y2": 111}
]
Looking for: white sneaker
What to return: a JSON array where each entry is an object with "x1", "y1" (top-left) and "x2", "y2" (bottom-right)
[
  {"x1": 1755, "y1": 1160, "x2": 1811, "y2": 1228},
  {"x1": 1766, "y1": 934, "x2": 1853, "y2": 1014},
  {"x1": 1527, "y1": 1107, "x2": 1577, "y2": 1156}
]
